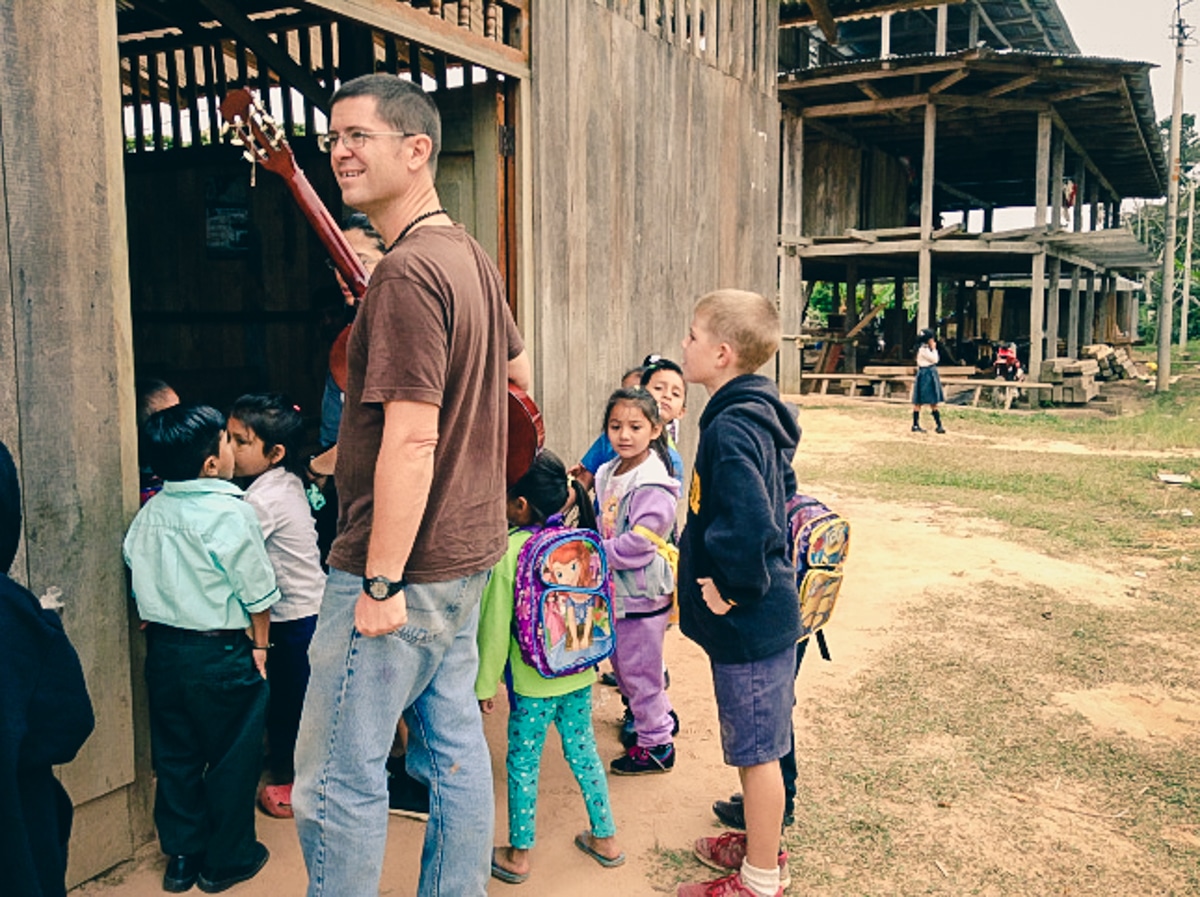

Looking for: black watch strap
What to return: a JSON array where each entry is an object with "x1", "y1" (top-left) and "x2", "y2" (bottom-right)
[{"x1": 363, "y1": 575, "x2": 406, "y2": 601}]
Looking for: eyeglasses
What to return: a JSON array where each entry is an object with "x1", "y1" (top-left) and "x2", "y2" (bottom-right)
[{"x1": 316, "y1": 130, "x2": 416, "y2": 153}]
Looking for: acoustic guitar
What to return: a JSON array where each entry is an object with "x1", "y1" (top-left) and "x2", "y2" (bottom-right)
[{"x1": 219, "y1": 89, "x2": 543, "y2": 485}]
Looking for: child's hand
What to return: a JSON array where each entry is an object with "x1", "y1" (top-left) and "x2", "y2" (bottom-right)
[
  {"x1": 251, "y1": 647, "x2": 268, "y2": 678},
  {"x1": 479, "y1": 698, "x2": 495, "y2": 714},
  {"x1": 698, "y1": 577, "x2": 732, "y2": 616}
]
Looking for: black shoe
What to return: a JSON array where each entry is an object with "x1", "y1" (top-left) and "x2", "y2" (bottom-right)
[
  {"x1": 163, "y1": 855, "x2": 203, "y2": 893},
  {"x1": 388, "y1": 761, "x2": 431, "y2": 821},
  {"x1": 618, "y1": 709, "x2": 680, "y2": 749},
  {"x1": 196, "y1": 842, "x2": 269, "y2": 894},
  {"x1": 912, "y1": 424, "x2": 926, "y2": 433},
  {"x1": 935, "y1": 426, "x2": 946, "y2": 434},
  {"x1": 610, "y1": 742, "x2": 675, "y2": 775},
  {"x1": 663, "y1": 666, "x2": 671, "y2": 689},
  {"x1": 599, "y1": 671, "x2": 619, "y2": 687},
  {"x1": 712, "y1": 795, "x2": 746, "y2": 829},
  {"x1": 712, "y1": 793, "x2": 794, "y2": 830}
]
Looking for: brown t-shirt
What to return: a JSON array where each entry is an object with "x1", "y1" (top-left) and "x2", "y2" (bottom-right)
[{"x1": 328, "y1": 224, "x2": 524, "y2": 582}]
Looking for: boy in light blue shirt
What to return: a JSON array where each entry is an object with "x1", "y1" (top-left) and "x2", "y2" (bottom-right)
[{"x1": 124, "y1": 404, "x2": 279, "y2": 894}]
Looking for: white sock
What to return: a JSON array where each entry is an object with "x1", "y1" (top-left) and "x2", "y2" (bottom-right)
[{"x1": 739, "y1": 859, "x2": 781, "y2": 897}]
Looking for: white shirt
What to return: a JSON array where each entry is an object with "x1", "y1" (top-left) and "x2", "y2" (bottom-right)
[
  {"x1": 244, "y1": 467, "x2": 326, "y2": 621},
  {"x1": 917, "y1": 345, "x2": 939, "y2": 368}
]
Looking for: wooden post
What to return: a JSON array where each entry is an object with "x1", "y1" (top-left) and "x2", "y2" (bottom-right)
[
  {"x1": 1030, "y1": 112, "x2": 1051, "y2": 379},
  {"x1": 936, "y1": 3, "x2": 948, "y2": 54},
  {"x1": 0, "y1": 0, "x2": 146, "y2": 885},
  {"x1": 1181, "y1": 178, "x2": 1195, "y2": 348},
  {"x1": 1088, "y1": 173, "x2": 1100, "y2": 232},
  {"x1": 1046, "y1": 257, "x2": 1062, "y2": 359},
  {"x1": 1031, "y1": 251, "x2": 1047, "y2": 381},
  {"x1": 1067, "y1": 265, "x2": 1081, "y2": 358},
  {"x1": 918, "y1": 102, "x2": 937, "y2": 331},
  {"x1": 845, "y1": 262, "x2": 859, "y2": 373},
  {"x1": 1050, "y1": 130, "x2": 1065, "y2": 232},
  {"x1": 968, "y1": 5, "x2": 980, "y2": 47},
  {"x1": 779, "y1": 113, "x2": 804, "y2": 393},
  {"x1": 983, "y1": 205, "x2": 994, "y2": 233},
  {"x1": 881, "y1": 11, "x2": 892, "y2": 58},
  {"x1": 1083, "y1": 269, "x2": 1096, "y2": 346},
  {"x1": 1035, "y1": 112, "x2": 1052, "y2": 231}
]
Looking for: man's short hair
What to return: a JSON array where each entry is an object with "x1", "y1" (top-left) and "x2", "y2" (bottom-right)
[
  {"x1": 330, "y1": 74, "x2": 442, "y2": 174},
  {"x1": 142, "y1": 404, "x2": 225, "y2": 482},
  {"x1": 694, "y1": 289, "x2": 781, "y2": 372}
]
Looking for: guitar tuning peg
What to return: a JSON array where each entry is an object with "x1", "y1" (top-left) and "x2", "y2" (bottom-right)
[{"x1": 241, "y1": 149, "x2": 257, "y2": 165}]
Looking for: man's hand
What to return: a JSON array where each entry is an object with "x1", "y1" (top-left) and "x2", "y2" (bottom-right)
[
  {"x1": 251, "y1": 647, "x2": 268, "y2": 679},
  {"x1": 355, "y1": 590, "x2": 409, "y2": 636},
  {"x1": 698, "y1": 577, "x2": 732, "y2": 616},
  {"x1": 479, "y1": 697, "x2": 495, "y2": 714}
]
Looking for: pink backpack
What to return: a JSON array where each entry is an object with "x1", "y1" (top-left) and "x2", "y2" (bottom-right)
[{"x1": 513, "y1": 522, "x2": 616, "y2": 678}]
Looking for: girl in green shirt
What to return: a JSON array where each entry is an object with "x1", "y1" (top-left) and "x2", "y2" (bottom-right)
[{"x1": 477, "y1": 450, "x2": 625, "y2": 885}]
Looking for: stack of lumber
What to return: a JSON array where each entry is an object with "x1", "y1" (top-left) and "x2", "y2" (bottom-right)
[
  {"x1": 1079, "y1": 344, "x2": 1140, "y2": 381},
  {"x1": 1040, "y1": 358, "x2": 1100, "y2": 404}
]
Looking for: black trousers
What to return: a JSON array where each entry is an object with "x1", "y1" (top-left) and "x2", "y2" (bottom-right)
[
  {"x1": 145, "y1": 626, "x2": 267, "y2": 867},
  {"x1": 265, "y1": 615, "x2": 316, "y2": 784}
]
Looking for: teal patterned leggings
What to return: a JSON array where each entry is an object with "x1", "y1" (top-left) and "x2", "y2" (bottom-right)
[{"x1": 506, "y1": 685, "x2": 616, "y2": 848}]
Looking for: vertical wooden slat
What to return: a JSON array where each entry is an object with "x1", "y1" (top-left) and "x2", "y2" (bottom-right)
[
  {"x1": 130, "y1": 54, "x2": 145, "y2": 153},
  {"x1": 409, "y1": 38, "x2": 423, "y2": 85},
  {"x1": 148, "y1": 52, "x2": 163, "y2": 151},
  {"x1": 214, "y1": 40, "x2": 229, "y2": 108},
  {"x1": 257, "y1": 42, "x2": 272, "y2": 113},
  {"x1": 321, "y1": 22, "x2": 336, "y2": 89},
  {"x1": 434, "y1": 50, "x2": 449, "y2": 90},
  {"x1": 185, "y1": 46, "x2": 202, "y2": 149},
  {"x1": 301, "y1": 28, "x2": 315, "y2": 135},
  {"x1": 236, "y1": 41, "x2": 249, "y2": 85},
  {"x1": 281, "y1": 32, "x2": 296, "y2": 137},
  {"x1": 165, "y1": 49, "x2": 182, "y2": 149},
  {"x1": 204, "y1": 44, "x2": 220, "y2": 144},
  {"x1": 384, "y1": 31, "x2": 399, "y2": 73}
]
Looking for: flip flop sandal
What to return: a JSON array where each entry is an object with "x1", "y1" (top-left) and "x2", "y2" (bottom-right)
[
  {"x1": 490, "y1": 849, "x2": 529, "y2": 884},
  {"x1": 574, "y1": 832, "x2": 626, "y2": 869}
]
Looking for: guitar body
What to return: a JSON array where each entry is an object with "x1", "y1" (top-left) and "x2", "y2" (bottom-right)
[
  {"x1": 220, "y1": 89, "x2": 545, "y2": 482},
  {"x1": 507, "y1": 385, "x2": 545, "y2": 487}
]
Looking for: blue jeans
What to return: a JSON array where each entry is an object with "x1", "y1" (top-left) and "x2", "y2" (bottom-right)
[{"x1": 293, "y1": 568, "x2": 494, "y2": 897}]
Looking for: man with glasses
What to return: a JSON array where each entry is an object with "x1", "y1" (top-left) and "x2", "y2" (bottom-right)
[{"x1": 292, "y1": 73, "x2": 530, "y2": 897}]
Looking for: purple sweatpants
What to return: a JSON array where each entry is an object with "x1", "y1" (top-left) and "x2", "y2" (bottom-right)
[{"x1": 611, "y1": 610, "x2": 675, "y2": 747}]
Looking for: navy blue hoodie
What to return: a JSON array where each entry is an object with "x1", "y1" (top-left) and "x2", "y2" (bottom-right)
[{"x1": 678, "y1": 374, "x2": 800, "y2": 664}]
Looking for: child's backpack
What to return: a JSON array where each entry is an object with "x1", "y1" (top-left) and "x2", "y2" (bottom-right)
[
  {"x1": 513, "y1": 521, "x2": 616, "y2": 678},
  {"x1": 787, "y1": 495, "x2": 851, "y2": 661}
]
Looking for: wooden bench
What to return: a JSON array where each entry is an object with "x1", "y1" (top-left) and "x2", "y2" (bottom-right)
[{"x1": 798, "y1": 373, "x2": 877, "y2": 396}]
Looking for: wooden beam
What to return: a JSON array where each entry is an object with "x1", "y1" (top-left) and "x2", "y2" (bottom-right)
[
  {"x1": 881, "y1": 11, "x2": 892, "y2": 58},
  {"x1": 1050, "y1": 126, "x2": 1065, "y2": 231},
  {"x1": 970, "y1": 0, "x2": 1013, "y2": 49},
  {"x1": 305, "y1": 0, "x2": 530, "y2": 79},
  {"x1": 918, "y1": 102, "x2": 937, "y2": 331},
  {"x1": 936, "y1": 3, "x2": 948, "y2": 55},
  {"x1": 932, "y1": 92, "x2": 1049, "y2": 114},
  {"x1": 984, "y1": 73, "x2": 1036, "y2": 97},
  {"x1": 1030, "y1": 249, "x2": 1046, "y2": 380},
  {"x1": 1046, "y1": 256, "x2": 1061, "y2": 358},
  {"x1": 808, "y1": 0, "x2": 839, "y2": 44},
  {"x1": 1047, "y1": 80, "x2": 1122, "y2": 103},
  {"x1": 929, "y1": 69, "x2": 968, "y2": 94},
  {"x1": 779, "y1": 57, "x2": 966, "y2": 92},
  {"x1": 801, "y1": 92, "x2": 929, "y2": 118},
  {"x1": 193, "y1": 0, "x2": 332, "y2": 111}
]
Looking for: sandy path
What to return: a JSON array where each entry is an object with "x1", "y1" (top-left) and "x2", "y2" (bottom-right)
[{"x1": 73, "y1": 407, "x2": 1156, "y2": 896}]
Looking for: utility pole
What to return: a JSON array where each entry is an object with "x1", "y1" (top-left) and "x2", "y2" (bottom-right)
[
  {"x1": 1182, "y1": 179, "x2": 1196, "y2": 349},
  {"x1": 1158, "y1": 1, "x2": 1192, "y2": 391}
]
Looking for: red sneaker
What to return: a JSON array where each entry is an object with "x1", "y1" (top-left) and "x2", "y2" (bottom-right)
[
  {"x1": 677, "y1": 871, "x2": 783, "y2": 897},
  {"x1": 258, "y1": 784, "x2": 293, "y2": 819},
  {"x1": 692, "y1": 832, "x2": 790, "y2": 889}
]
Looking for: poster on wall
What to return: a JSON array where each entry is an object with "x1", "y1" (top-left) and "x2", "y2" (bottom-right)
[{"x1": 205, "y1": 176, "x2": 250, "y2": 256}]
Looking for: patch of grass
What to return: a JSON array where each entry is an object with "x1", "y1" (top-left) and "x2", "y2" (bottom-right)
[{"x1": 780, "y1": 587, "x2": 1200, "y2": 896}]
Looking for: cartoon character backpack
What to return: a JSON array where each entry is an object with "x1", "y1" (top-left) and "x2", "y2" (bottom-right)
[
  {"x1": 513, "y1": 519, "x2": 616, "y2": 678},
  {"x1": 787, "y1": 495, "x2": 851, "y2": 660}
]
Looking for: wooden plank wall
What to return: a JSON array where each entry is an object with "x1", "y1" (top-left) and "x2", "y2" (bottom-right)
[
  {"x1": 0, "y1": 0, "x2": 148, "y2": 886},
  {"x1": 802, "y1": 139, "x2": 861, "y2": 237},
  {"x1": 531, "y1": 0, "x2": 779, "y2": 463}
]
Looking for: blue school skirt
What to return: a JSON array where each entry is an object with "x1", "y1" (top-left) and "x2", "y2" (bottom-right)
[{"x1": 912, "y1": 365, "x2": 945, "y2": 405}]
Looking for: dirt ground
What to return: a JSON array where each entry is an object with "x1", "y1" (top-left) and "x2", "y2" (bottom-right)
[{"x1": 74, "y1": 403, "x2": 1198, "y2": 897}]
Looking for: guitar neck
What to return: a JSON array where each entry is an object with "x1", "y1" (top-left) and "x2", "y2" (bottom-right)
[{"x1": 284, "y1": 168, "x2": 370, "y2": 299}]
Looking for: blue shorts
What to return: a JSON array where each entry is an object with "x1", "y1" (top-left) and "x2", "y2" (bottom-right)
[{"x1": 711, "y1": 644, "x2": 797, "y2": 767}]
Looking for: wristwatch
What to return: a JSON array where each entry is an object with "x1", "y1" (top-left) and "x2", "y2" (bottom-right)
[{"x1": 363, "y1": 575, "x2": 406, "y2": 601}]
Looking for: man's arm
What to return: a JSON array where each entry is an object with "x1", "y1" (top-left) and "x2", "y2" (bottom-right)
[
  {"x1": 355, "y1": 399, "x2": 440, "y2": 637},
  {"x1": 507, "y1": 350, "x2": 532, "y2": 393}
]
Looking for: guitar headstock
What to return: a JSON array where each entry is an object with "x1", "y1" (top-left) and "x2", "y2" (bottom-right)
[{"x1": 219, "y1": 89, "x2": 295, "y2": 178}]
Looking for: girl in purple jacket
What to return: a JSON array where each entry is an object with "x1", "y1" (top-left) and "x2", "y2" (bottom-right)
[{"x1": 595, "y1": 388, "x2": 681, "y2": 776}]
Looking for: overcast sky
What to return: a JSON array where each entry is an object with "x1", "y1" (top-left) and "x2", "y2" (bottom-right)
[{"x1": 1056, "y1": 0, "x2": 1198, "y2": 122}]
